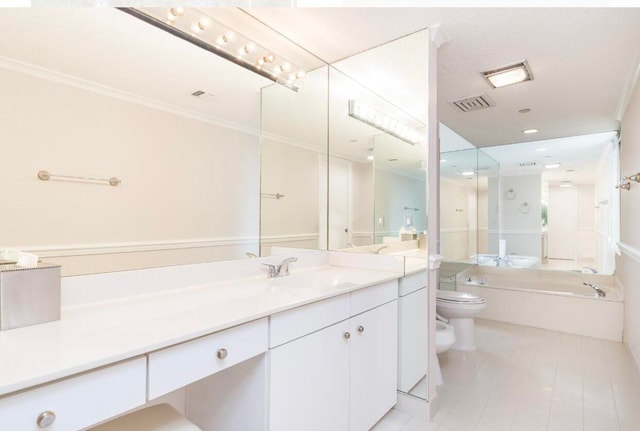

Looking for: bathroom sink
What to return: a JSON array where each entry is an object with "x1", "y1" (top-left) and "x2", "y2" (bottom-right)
[{"x1": 270, "y1": 271, "x2": 357, "y2": 290}]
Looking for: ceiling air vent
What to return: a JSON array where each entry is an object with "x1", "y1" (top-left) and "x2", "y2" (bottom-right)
[
  {"x1": 190, "y1": 90, "x2": 215, "y2": 100},
  {"x1": 519, "y1": 161, "x2": 537, "y2": 167},
  {"x1": 452, "y1": 94, "x2": 495, "y2": 113}
]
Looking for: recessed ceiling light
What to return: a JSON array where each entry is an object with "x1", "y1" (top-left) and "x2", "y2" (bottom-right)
[
  {"x1": 481, "y1": 60, "x2": 533, "y2": 88},
  {"x1": 522, "y1": 129, "x2": 539, "y2": 134},
  {"x1": 461, "y1": 171, "x2": 475, "y2": 176},
  {"x1": 535, "y1": 147, "x2": 547, "y2": 152},
  {"x1": 545, "y1": 163, "x2": 561, "y2": 169},
  {"x1": 518, "y1": 108, "x2": 531, "y2": 113},
  {"x1": 366, "y1": 155, "x2": 374, "y2": 161}
]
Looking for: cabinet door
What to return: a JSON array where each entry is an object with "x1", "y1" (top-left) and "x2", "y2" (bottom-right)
[
  {"x1": 398, "y1": 287, "x2": 428, "y2": 393},
  {"x1": 349, "y1": 300, "x2": 398, "y2": 431},
  {"x1": 269, "y1": 321, "x2": 351, "y2": 431}
]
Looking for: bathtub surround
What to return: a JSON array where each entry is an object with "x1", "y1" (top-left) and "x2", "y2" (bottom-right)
[{"x1": 458, "y1": 266, "x2": 623, "y2": 341}]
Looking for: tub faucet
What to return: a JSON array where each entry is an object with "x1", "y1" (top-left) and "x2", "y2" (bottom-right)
[
  {"x1": 373, "y1": 245, "x2": 389, "y2": 254},
  {"x1": 494, "y1": 256, "x2": 512, "y2": 267},
  {"x1": 263, "y1": 257, "x2": 298, "y2": 278},
  {"x1": 583, "y1": 282, "x2": 606, "y2": 297}
]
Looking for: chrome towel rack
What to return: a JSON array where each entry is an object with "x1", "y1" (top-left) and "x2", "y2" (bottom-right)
[
  {"x1": 37, "y1": 170, "x2": 121, "y2": 187},
  {"x1": 261, "y1": 193, "x2": 285, "y2": 199}
]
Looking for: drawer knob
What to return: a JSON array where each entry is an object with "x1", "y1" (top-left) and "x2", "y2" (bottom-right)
[
  {"x1": 217, "y1": 348, "x2": 228, "y2": 359},
  {"x1": 357, "y1": 325, "x2": 365, "y2": 333},
  {"x1": 343, "y1": 332, "x2": 351, "y2": 340},
  {"x1": 36, "y1": 411, "x2": 56, "y2": 428}
]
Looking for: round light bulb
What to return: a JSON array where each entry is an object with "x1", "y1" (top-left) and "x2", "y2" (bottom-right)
[
  {"x1": 280, "y1": 62, "x2": 291, "y2": 72},
  {"x1": 265, "y1": 53, "x2": 274, "y2": 63},
  {"x1": 169, "y1": 7, "x2": 184, "y2": 17},
  {"x1": 191, "y1": 23, "x2": 203, "y2": 34},
  {"x1": 198, "y1": 16, "x2": 212, "y2": 30},
  {"x1": 295, "y1": 70, "x2": 305, "y2": 79},
  {"x1": 166, "y1": 12, "x2": 177, "y2": 22}
]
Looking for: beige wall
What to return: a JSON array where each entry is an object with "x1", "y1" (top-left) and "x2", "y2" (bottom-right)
[
  {"x1": 619, "y1": 77, "x2": 640, "y2": 369},
  {"x1": 1, "y1": 67, "x2": 260, "y2": 275},
  {"x1": 260, "y1": 138, "x2": 321, "y2": 253}
]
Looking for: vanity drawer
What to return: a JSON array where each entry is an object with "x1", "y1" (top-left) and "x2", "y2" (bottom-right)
[
  {"x1": 350, "y1": 280, "x2": 398, "y2": 316},
  {"x1": 269, "y1": 294, "x2": 350, "y2": 348},
  {"x1": 0, "y1": 357, "x2": 146, "y2": 431},
  {"x1": 147, "y1": 318, "x2": 268, "y2": 400}
]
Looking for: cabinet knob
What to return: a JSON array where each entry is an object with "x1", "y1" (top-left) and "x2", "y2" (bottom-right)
[
  {"x1": 36, "y1": 411, "x2": 56, "y2": 428},
  {"x1": 343, "y1": 332, "x2": 351, "y2": 340},
  {"x1": 357, "y1": 325, "x2": 365, "y2": 333},
  {"x1": 217, "y1": 348, "x2": 228, "y2": 359}
]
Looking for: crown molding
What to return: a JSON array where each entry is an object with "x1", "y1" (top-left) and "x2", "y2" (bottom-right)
[{"x1": 0, "y1": 55, "x2": 259, "y2": 136}]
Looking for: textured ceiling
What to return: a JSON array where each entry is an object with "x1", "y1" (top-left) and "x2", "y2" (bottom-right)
[{"x1": 249, "y1": 7, "x2": 640, "y2": 147}]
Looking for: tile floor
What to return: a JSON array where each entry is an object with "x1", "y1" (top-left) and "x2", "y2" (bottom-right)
[{"x1": 373, "y1": 319, "x2": 640, "y2": 431}]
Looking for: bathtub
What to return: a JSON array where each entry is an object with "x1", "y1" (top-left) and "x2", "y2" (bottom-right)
[{"x1": 451, "y1": 266, "x2": 623, "y2": 341}]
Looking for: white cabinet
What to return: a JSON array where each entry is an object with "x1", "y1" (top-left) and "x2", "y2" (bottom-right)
[
  {"x1": 269, "y1": 320, "x2": 351, "y2": 431},
  {"x1": 397, "y1": 272, "x2": 428, "y2": 394},
  {"x1": 349, "y1": 301, "x2": 398, "y2": 431},
  {"x1": 397, "y1": 286, "x2": 427, "y2": 393},
  {"x1": 269, "y1": 281, "x2": 398, "y2": 431},
  {"x1": 0, "y1": 357, "x2": 146, "y2": 431}
]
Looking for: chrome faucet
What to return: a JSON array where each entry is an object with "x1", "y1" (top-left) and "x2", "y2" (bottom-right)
[
  {"x1": 372, "y1": 245, "x2": 389, "y2": 254},
  {"x1": 494, "y1": 256, "x2": 512, "y2": 267},
  {"x1": 263, "y1": 257, "x2": 298, "y2": 278},
  {"x1": 583, "y1": 282, "x2": 606, "y2": 297}
]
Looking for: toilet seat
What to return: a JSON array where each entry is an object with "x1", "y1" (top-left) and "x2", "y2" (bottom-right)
[{"x1": 436, "y1": 290, "x2": 486, "y2": 305}]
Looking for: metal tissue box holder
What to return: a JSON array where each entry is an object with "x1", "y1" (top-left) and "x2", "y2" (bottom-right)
[{"x1": 0, "y1": 262, "x2": 61, "y2": 331}]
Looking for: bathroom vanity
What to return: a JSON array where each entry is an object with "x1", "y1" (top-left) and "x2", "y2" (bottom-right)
[{"x1": 0, "y1": 252, "x2": 402, "y2": 431}]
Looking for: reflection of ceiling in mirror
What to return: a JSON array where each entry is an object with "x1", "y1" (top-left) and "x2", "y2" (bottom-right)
[
  {"x1": 482, "y1": 132, "x2": 617, "y2": 186},
  {"x1": 330, "y1": 29, "x2": 429, "y2": 123},
  {"x1": 0, "y1": 8, "x2": 272, "y2": 131}
]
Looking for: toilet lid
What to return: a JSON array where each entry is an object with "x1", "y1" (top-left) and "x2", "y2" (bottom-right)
[{"x1": 436, "y1": 290, "x2": 486, "y2": 304}]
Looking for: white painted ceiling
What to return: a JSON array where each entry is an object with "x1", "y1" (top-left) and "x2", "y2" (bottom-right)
[{"x1": 247, "y1": 7, "x2": 640, "y2": 147}]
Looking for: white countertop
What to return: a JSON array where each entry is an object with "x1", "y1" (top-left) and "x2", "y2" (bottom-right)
[{"x1": 0, "y1": 265, "x2": 400, "y2": 397}]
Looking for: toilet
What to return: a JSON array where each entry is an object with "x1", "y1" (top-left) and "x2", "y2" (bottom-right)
[
  {"x1": 436, "y1": 290, "x2": 486, "y2": 351},
  {"x1": 433, "y1": 320, "x2": 456, "y2": 385},
  {"x1": 435, "y1": 320, "x2": 456, "y2": 354}
]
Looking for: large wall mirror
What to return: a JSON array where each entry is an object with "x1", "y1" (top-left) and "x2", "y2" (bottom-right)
[
  {"x1": 440, "y1": 130, "x2": 619, "y2": 276},
  {"x1": 0, "y1": 8, "x2": 329, "y2": 275},
  {"x1": 325, "y1": 29, "x2": 430, "y2": 401}
]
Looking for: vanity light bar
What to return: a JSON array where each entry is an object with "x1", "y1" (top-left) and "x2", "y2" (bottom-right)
[
  {"x1": 348, "y1": 100, "x2": 423, "y2": 146},
  {"x1": 119, "y1": 7, "x2": 305, "y2": 92}
]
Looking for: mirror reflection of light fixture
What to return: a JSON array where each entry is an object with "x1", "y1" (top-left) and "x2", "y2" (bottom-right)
[
  {"x1": 120, "y1": 7, "x2": 306, "y2": 91},
  {"x1": 481, "y1": 59, "x2": 533, "y2": 88},
  {"x1": 348, "y1": 100, "x2": 423, "y2": 146}
]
